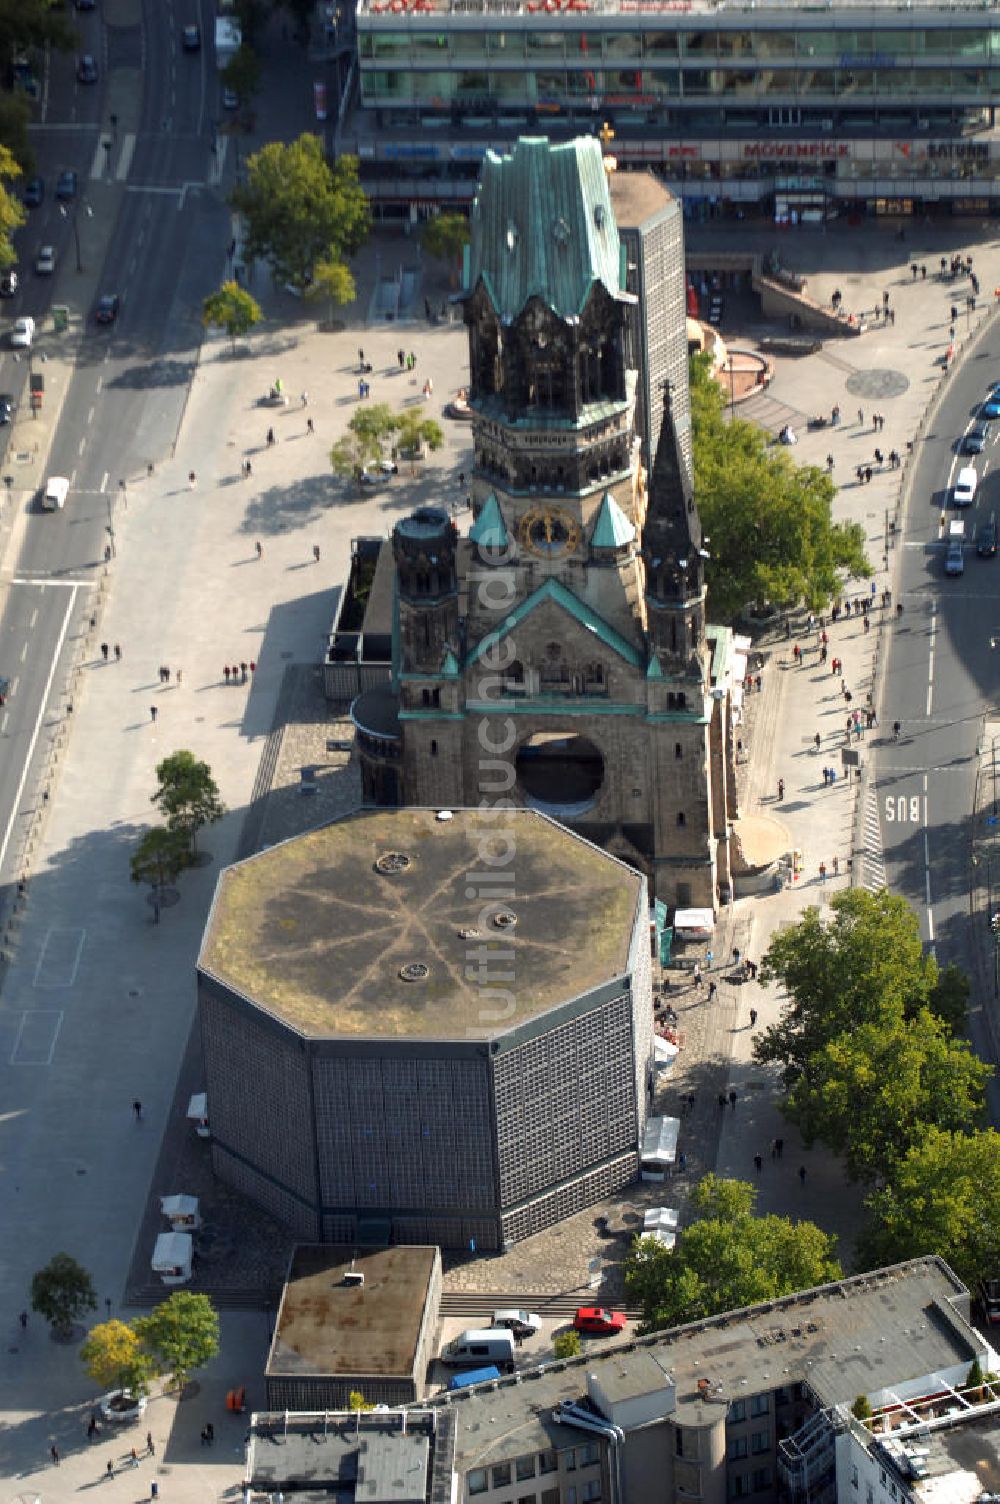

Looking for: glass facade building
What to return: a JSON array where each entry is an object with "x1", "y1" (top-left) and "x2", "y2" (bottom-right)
[{"x1": 350, "y1": 0, "x2": 1000, "y2": 214}]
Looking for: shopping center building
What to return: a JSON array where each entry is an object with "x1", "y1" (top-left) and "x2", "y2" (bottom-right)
[{"x1": 349, "y1": 0, "x2": 1000, "y2": 219}]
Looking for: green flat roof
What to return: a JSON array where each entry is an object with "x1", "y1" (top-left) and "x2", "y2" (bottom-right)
[{"x1": 200, "y1": 808, "x2": 642, "y2": 1041}]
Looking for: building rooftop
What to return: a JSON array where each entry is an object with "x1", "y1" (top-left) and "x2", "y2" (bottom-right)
[
  {"x1": 608, "y1": 171, "x2": 674, "y2": 231},
  {"x1": 267, "y1": 1246, "x2": 437, "y2": 1381},
  {"x1": 908, "y1": 1414, "x2": 1000, "y2": 1504},
  {"x1": 248, "y1": 1410, "x2": 450, "y2": 1503},
  {"x1": 199, "y1": 808, "x2": 643, "y2": 1040},
  {"x1": 430, "y1": 1260, "x2": 979, "y2": 1469}
]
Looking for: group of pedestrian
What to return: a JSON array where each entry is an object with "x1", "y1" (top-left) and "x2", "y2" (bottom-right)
[
  {"x1": 99, "y1": 642, "x2": 123, "y2": 662},
  {"x1": 223, "y1": 662, "x2": 254, "y2": 685},
  {"x1": 742, "y1": 672, "x2": 763, "y2": 694},
  {"x1": 357, "y1": 379, "x2": 372, "y2": 399},
  {"x1": 821, "y1": 766, "x2": 840, "y2": 786},
  {"x1": 157, "y1": 665, "x2": 179, "y2": 685},
  {"x1": 200, "y1": 1422, "x2": 215, "y2": 1445},
  {"x1": 908, "y1": 263, "x2": 928, "y2": 281}
]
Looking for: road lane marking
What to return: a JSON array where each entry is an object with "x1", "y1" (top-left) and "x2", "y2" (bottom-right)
[
  {"x1": 10, "y1": 1010, "x2": 64, "y2": 1066},
  {"x1": 0, "y1": 586, "x2": 78, "y2": 878},
  {"x1": 29, "y1": 608, "x2": 37, "y2": 628},
  {"x1": 34, "y1": 927, "x2": 85, "y2": 988},
  {"x1": 926, "y1": 600, "x2": 936, "y2": 718},
  {"x1": 12, "y1": 577, "x2": 95, "y2": 587},
  {"x1": 77, "y1": 436, "x2": 86, "y2": 455},
  {"x1": 116, "y1": 132, "x2": 137, "y2": 182},
  {"x1": 88, "y1": 135, "x2": 106, "y2": 181},
  {"x1": 100, "y1": 471, "x2": 108, "y2": 491},
  {"x1": 87, "y1": 406, "x2": 95, "y2": 425},
  {"x1": 19, "y1": 641, "x2": 27, "y2": 662}
]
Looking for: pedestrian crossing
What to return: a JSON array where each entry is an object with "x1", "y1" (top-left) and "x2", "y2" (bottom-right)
[
  {"x1": 88, "y1": 132, "x2": 136, "y2": 183},
  {"x1": 860, "y1": 786, "x2": 887, "y2": 891}
]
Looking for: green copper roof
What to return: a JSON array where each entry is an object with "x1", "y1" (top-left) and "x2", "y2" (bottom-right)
[
  {"x1": 440, "y1": 647, "x2": 460, "y2": 678},
  {"x1": 469, "y1": 137, "x2": 622, "y2": 323},
  {"x1": 466, "y1": 577, "x2": 643, "y2": 671},
  {"x1": 646, "y1": 655, "x2": 663, "y2": 680},
  {"x1": 469, "y1": 493, "x2": 509, "y2": 551},
  {"x1": 591, "y1": 492, "x2": 636, "y2": 550}
]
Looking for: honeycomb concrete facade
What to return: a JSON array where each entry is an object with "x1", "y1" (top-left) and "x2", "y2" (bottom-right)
[{"x1": 197, "y1": 807, "x2": 652, "y2": 1250}]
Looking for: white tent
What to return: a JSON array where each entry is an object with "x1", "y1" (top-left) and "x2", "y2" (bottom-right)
[
  {"x1": 640, "y1": 1115, "x2": 680, "y2": 1181},
  {"x1": 151, "y1": 1231, "x2": 192, "y2": 1285},
  {"x1": 654, "y1": 1036, "x2": 679, "y2": 1070},
  {"x1": 160, "y1": 1194, "x2": 201, "y2": 1230},
  {"x1": 186, "y1": 1093, "x2": 211, "y2": 1138},
  {"x1": 642, "y1": 1207, "x2": 680, "y2": 1249}
]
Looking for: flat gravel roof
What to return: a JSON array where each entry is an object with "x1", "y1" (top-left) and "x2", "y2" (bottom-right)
[{"x1": 199, "y1": 807, "x2": 642, "y2": 1040}]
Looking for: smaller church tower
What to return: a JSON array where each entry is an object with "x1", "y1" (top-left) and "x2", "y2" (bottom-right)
[{"x1": 393, "y1": 506, "x2": 460, "y2": 674}]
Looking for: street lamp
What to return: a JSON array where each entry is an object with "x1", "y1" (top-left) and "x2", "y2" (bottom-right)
[
  {"x1": 59, "y1": 201, "x2": 94, "y2": 273},
  {"x1": 727, "y1": 354, "x2": 736, "y2": 418}
]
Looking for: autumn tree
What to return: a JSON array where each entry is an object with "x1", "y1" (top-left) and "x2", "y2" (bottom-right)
[
  {"x1": 626, "y1": 1176, "x2": 841, "y2": 1332},
  {"x1": 690, "y1": 352, "x2": 869, "y2": 620},
  {"x1": 81, "y1": 1320, "x2": 158, "y2": 1398},
  {"x1": 306, "y1": 257, "x2": 356, "y2": 328},
  {"x1": 202, "y1": 281, "x2": 262, "y2": 353}
]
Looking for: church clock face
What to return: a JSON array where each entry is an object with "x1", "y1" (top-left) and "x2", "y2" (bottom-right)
[{"x1": 520, "y1": 506, "x2": 581, "y2": 558}]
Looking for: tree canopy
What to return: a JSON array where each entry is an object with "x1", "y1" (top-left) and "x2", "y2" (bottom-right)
[
  {"x1": 330, "y1": 403, "x2": 399, "y2": 488},
  {"x1": 625, "y1": 1175, "x2": 841, "y2": 1331},
  {"x1": 756, "y1": 889, "x2": 989, "y2": 1181},
  {"x1": 134, "y1": 1292, "x2": 219, "y2": 1391},
  {"x1": 0, "y1": 144, "x2": 24, "y2": 271},
  {"x1": 421, "y1": 212, "x2": 469, "y2": 285},
  {"x1": 229, "y1": 136, "x2": 370, "y2": 291},
  {"x1": 151, "y1": 750, "x2": 225, "y2": 857},
  {"x1": 31, "y1": 1253, "x2": 98, "y2": 1339},
  {"x1": 690, "y1": 353, "x2": 869, "y2": 620},
  {"x1": 306, "y1": 256, "x2": 356, "y2": 327},
  {"x1": 859, "y1": 1128, "x2": 1000, "y2": 1288},
  {"x1": 395, "y1": 407, "x2": 445, "y2": 472},
  {"x1": 220, "y1": 44, "x2": 262, "y2": 104},
  {"x1": 81, "y1": 1320, "x2": 158, "y2": 1397},
  {"x1": 130, "y1": 826, "x2": 190, "y2": 907},
  {"x1": 203, "y1": 281, "x2": 262, "y2": 352}
]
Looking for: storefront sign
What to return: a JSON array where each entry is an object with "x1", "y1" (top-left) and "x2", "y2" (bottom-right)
[{"x1": 743, "y1": 143, "x2": 848, "y2": 160}]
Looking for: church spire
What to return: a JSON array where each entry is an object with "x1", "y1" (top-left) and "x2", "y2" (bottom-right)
[{"x1": 642, "y1": 382, "x2": 706, "y2": 675}]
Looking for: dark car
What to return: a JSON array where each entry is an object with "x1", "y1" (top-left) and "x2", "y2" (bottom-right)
[
  {"x1": 977, "y1": 517, "x2": 997, "y2": 557},
  {"x1": 982, "y1": 396, "x2": 1000, "y2": 421},
  {"x1": 0, "y1": 270, "x2": 18, "y2": 297},
  {"x1": 76, "y1": 53, "x2": 99, "y2": 83},
  {"x1": 75, "y1": 0, "x2": 96, "y2": 8},
  {"x1": 94, "y1": 293, "x2": 120, "y2": 325},
  {"x1": 23, "y1": 176, "x2": 44, "y2": 207},
  {"x1": 964, "y1": 422, "x2": 989, "y2": 454},
  {"x1": 0, "y1": 393, "x2": 13, "y2": 424},
  {"x1": 182, "y1": 23, "x2": 201, "y2": 49},
  {"x1": 56, "y1": 169, "x2": 78, "y2": 200}
]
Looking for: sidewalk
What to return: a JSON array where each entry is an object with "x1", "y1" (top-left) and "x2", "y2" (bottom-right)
[{"x1": 1, "y1": 212, "x2": 1000, "y2": 1500}]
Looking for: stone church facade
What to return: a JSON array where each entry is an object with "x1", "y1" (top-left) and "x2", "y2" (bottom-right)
[{"x1": 354, "y1": 137, "x2": 737, "y2": 911}]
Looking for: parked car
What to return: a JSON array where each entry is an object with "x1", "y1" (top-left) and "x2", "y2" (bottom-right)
[
  {"x1": 182, "y1": 23, "x2": 201, "y2": 49},
  {"x1": 0, "y1": 393, "x2": 13, "y2": 424},
  {"x1": 56, "y1": 170, "x2": 78, "y2": 200},
  {"x1": 76, "y1": 53, "x2": 99, "y2": 83},
  {"x1": 952, "y1": 465, "x2": 977, "y2": 507},
  {"x1": 10, "y1": 316, "x2": 34, "y2": 349},
  {"x1": 945, "y1": 538, "x2": 965, "y2": 576},
  {"x1": 35, "y1": 245, "x2": 56, "y2": 275},
  {"x1": 23, "y1": 176, "x2": 44, "y2": 208},
  {"x1": 964, "y1": 422, "x2": 989, "y2": 454},
  {"x1": 94, "y1": 294, "x2": 120, "y2": 325},
  {"x1": 982, "y1": 396, "x2": 1000, "y2": 421},
  {"x1": 491, "y1": 1309, "x2": 542, "y2": 1339},
  {"x1": 0, "y1": 270, "x2": 18, "y2": 297},
  {"x1": 573, "y1": 1307, "x2": 627, "y2": 1336},
  {"x1": 977, "y1": 516, "x2": 997, "y2": 557},
  {"x1": 222, "y1": 86, "x2": 239, "y2": 110}
]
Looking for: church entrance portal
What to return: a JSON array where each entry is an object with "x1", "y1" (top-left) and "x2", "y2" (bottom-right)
[{"x1": 515, "y1": 733, "x2": 605, "y2": 815}]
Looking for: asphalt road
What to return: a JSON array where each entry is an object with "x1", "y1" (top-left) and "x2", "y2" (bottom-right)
[
  {"x1": 0, "y1": 0, "x2": 228, "y2": 906},
  {"x1": 875, "y1": 320, "x2": 1000, "y2": 1092}
]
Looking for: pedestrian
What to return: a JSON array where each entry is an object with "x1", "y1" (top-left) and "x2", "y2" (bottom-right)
[
  {"x1": 832, "y1": 855, "x2": 840, "y2": 875},
  {"x1": 706, "y1": 950, "x2": 714, "y2": 968},
  {"x1": 205, "y1": 1423, "x2": 214, "y2": 1444},
  {"x1": 114, "y1": 643, "x2": 122, "y2": 661},
  {"x1": 188, "y1": 471, "x2": 196, "y2": 488},
  {"x1": 101, "y1": 642, "x2": 109, "y2": 660},
  {"x1": 129, "y1": 1448, "x2": 139, "y2": 1468},
  {"x1": 755, "y1": 674, "x2": 761, "y2": 692},
  {"x1": 358, "y1": 347, "x2": 365, "y2": 366},
  {"x1": 51, "y1": 1445, "x2": 60, "y2": 1465},
  {"x1": 749, "y1": 1007, "x2": 757, "y2": 1027},
  {"x1": 163, "y1": 666, "x2": 171, "y2": 684},
  {"x1": 826, "y1": 453, "x2": 834, "y2": 473},
  {"x1": 132, "y1": 1099, "x2": 143, "y2": 1121},
  {"x1": 814, "y1": 732, "x2": 821, "y2": 751},
  {"x1": 771, "y1": 1139, "x2": 779, "y2": 1159},
  {"x1": 249, "y1": 660, "x2": 256, "y2": 675},
  {"x1": 256, "y1": 540, "x2": 263, "y2": 559},
  {"x1": 313, "y1": 544, "x2": 321, "y2": 563},
  {"x1": 857, "y1": 407, "x2": 864, "y2": 427},
  {"x1": 819, "y1": 861, "x2": 827, "y2": 883},
  {"x1": 266, "y1": 427, "x2": 275, "y2": 447},
  {"x1": 398, "y1": 349, "x2": 405, "y2": 369},
  {"x1": 820, "y1": 645, "x2": 827, "y2": 664},
  {"x1": 146, "y1": 1432, "x2": 155, "y2": 1456},
  {"x1": 306, "y1": 417, "x2": 314, "y2": 434},
  {"x1": 150, "y1": 705, "x2": 158, "y2": 722},
  {"x1": 921, "y1": 264, "x2": 926, "y2": 279},
  {"x1": 777, "y1": 777, "x2": 784, "y2": 800},
  {"x1": 246, "y1": 458, "x2": 252, "y2": 478},
  {"x1": 748, "y1": 960, "x2": 758, "y2": 981},
  {"x1": 775, "y1": 1138, "x2": 784, "y2": 1158},
  {"x1": 718, "y1": 1092, "x2": 727, "y2": 1110},
  {"x1": 733, "y1": 947, "x2": 741, "y2": 967},
  {"x1": 224, "y1": 666, "x2": 231, "y2": 684},
  {"x1": 176, "y1": 669, "x2": 182, "y2": 686},
  {"x1": 147, "y1": 460, "x2": 155, "y2": 476},
  {"x1": 707, "y1": 981, "x2": 718, "y2": 1003},
  {"x1": 753, "y1": 1152, "x2": 763, "y2": 1174},
  {"x1": 106, "y1": 1459, "x2": 115, "y2": 1478},
  {"x1": 865, "y1": 466, "x2": 872, "y2": 484},
  {"x1": 301, "y1": 391, "x2": 308, "y2": 407},
  {"x1": 864, "y1": 616, "x2": 870, "y2": 635},
  {"x1": 822, "y1": 767, "x2": 829, "y2": 786},
  {"x1": 201, "y1": 1428, "x2": 210, "y2": 1446},
  {"x1": 692, "y1": 963, "x2": 702, "y2": 988},
  {"x1": 19, "y1": 1310, "x2": 28, "y2": 1329},
  {"x1": 240, "y1": 663, "x2": 248, "y2": 683},
  {"x1": 728, "y1": 1089, "x2": 737, "y2": 1110},
  {"x1": 792, "y1": 643, "x2": 801, "y2": 664},
  {"x1": 410, "y1": 350, "x2": 417, "y2": 368},
  {"x1": 88, "y1": 1415, "x2": 99, "y2": 1439},
  {"x1": 798, "y1": 1164, "x2": 807, "y2": 1185}
]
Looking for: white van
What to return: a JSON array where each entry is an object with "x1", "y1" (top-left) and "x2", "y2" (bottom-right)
[
  {"x1": 42, "y1": 475, "x2": 69, "y2": 511},
  {"x1": 441, "y1": 1328, "x2": 516, "y2": 1370},
  {"x1": 953, "y1": 466, "x2": 978, "y2": 507}
]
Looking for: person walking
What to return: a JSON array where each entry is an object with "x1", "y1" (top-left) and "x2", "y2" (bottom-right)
[
  {"x1": 777, "y1": 777, "x2": 785, "y2": 800},
  {"x1": 313, "y1": 544, "x2": 321, "y2": 563},
  {"x1": 775, "y1": 1138, "x2": 784, "y2": 1159},
  {"x1": 819, "y1": 861, "x2": 827, "y2": 883},
  {"x1": 728, "y1": 1088, "x2": 737, "y2": 1110},
  {"x1": 707, "y1": 981, "x2": 718, "y2": 1003},
  {"x1": 749, "y1": 1007, "x2": 758, "y2": 1028},
  {"x1": 114, "y1": 643, "x2": 122, "y2": 661},
  {"x1": 150, "y1": 705, "x2": 158, "y2": 722},
  {"x1": 188, "y1": 471, "x2": 196, "y2": 488},
  {"x1": 718, "y1": 1092, "x2": 727, "y2": 1110},
  {"x1": 19, "y1": 1310, "x2": 28, "y2": 1330},
  {"x1": 132, "y1": 1099, "x2": 143, "y2": 1121},
  {"x1": 306, "y1": 417, "x2": 314, "y2": 435},
  {"x1": 224, "y1": 666, "x2": 231, "y2": 684},
  {"x1": 798, "y1": 1165, "x2": 807, "y2": 1185},
  {"x1": 51, "y1": 1445, "x2": 60, "y2": 1465},
  {"x1": 814, "y1": 732, "x2": 821, "y2": 751},
  {"x1": 692, "y1": 963, "x2": 702, "y2": 989},
  {"x1": 101, "y1": 642, "x2": 109, "y2": 660},
  {"x1": 255, "y1": 540, "x2": 263, "y2": 559},
  {"x1": 129, "y1": 1448, "x2": 139, "y2": 1469},
  {"x1": 753, "y1": 1152, "x2": 763, "y2": 1174},
  {"x1": 146, "y1": 1432, "x2": 155, "y2": 1456},
  {"x1": 106, "y1": 1459, "x2": 115, "y2": 1479},
  {"x1": 301, "y1": 391, "x2": 308, "y2": 407},
  {"x1": 266, "y1": 427, "x2": 275, "y2": 447}
]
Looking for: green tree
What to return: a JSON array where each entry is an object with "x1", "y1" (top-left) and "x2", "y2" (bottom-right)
[
  {"x1": 81, "y1": 1320, "x2": 158, "y2": 1398},
  {"x1": 202, "y1": 281, "x2": 262, "y2": 354},
  {"x1": 394, "y1": 406, "x2": 445, "y2": 474},
  {"x1": 220, "y1": 44, "x2": 262, "y2": 105},
  {"x1": 31, "y1": 1253, "x2": 98, "y2": 1339},
  {"x1": 330, "y1": 403, "x2": 399, "y2": 490},
  {"x1": 0, "y1": 144, "x2": 25, "y2": 271},
  {"x1": 306, "y1": 256, "x2": 356, "y2": 328},
  {"x1": 859, "y1": 1129, "x2": 1000, "y2": 1286},
  {"x1": 690, "y1": 353, "x2": 869, "y2": 620},
  {"x1": 151, "y1": 750, "x2": 226, "y2": 859},
  {"x1": 229, "y1": 136, "x2": 370, "y2": 292},
  {"x1": 421, "y1": 212, "x2": 469, "y2": 286},
  {"x1": 130, "y1": 826, "x2": 191, "y2": 905},
  {"x1": 553, "y1": 1330, "x2": 581, "y2": 1360},
  {"x1": 0, "y1": 0, "x2": 75, "y2": 88},
  {"x1": 134, "y1": 1292, "x2": 219, "y2": 1391},
  {"x1": 349, "y1": 1390, "x2": 376, "y2": 1411},
  {"x1": 928, "y1": 962, "x2": 971, "y2": 1034},
  {"x1": 625, "y1": 1175, "x2": 841, "y2": 1332},
  {"x1": 851, "y1": 1395, "x2": 872, "y2": 1421}
]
